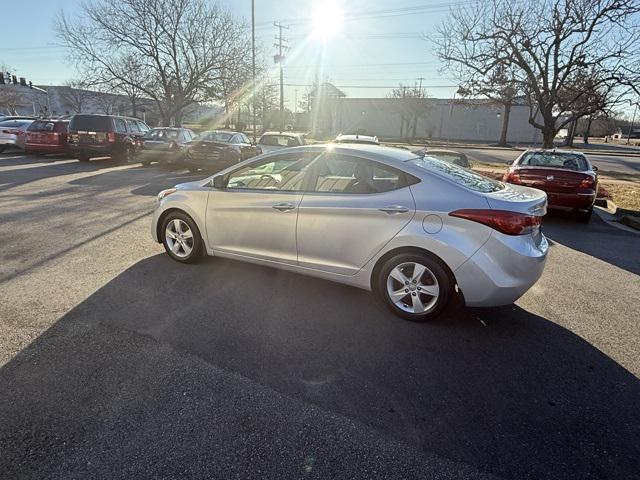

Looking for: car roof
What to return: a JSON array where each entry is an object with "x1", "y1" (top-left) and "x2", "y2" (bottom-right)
[
  {"x1": 270, "y1": 143, "x2": 419, "y2": 165},
  {"x1": 72, "y1": 113, "x2": 145, "y2": 122},
  {"x1": 261, "y1": 131, "x2": 301, "y2": 137},
  {"x1": 335, "y1": 134, "x2": 378, "y2": 141},
  {"x1": 423, "y1": 149, "x2": 463, "y2": 155}
]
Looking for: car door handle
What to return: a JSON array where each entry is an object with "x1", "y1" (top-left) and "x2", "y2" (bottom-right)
[
  {"x1": 379, "y1": 205, "x2": 410, "y2": 214},
  {"x1": 272, "y1": 202, "x2": 296, "y2": 212}
]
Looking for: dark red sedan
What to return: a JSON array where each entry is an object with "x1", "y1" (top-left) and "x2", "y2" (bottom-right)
[
  {"x1": 25, "y1": 119, "x2": 70, "y2": 155},
  {"x1": 503, "y1": 150, "x2": 598, "y2": 223}
]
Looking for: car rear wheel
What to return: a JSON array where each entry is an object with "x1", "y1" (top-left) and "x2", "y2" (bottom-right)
[
  {"x1": 376, "y1": 253, "x2": 452, "y2": 322},
  {"x1": 77, "y1": 155, "x2": 90, "y2": 162},
  {"x1": 161, "y1": 212, "x2": 203, "y2": 264},
  {"x1": 575, "y1": 207, "x2": 593, "y2": 223},
  {"x1": 0, "y1": 146, "x2": 6, "y2": 153},
  {"x1": 141, "y1": 160, "x2": 152, "y2": 167}
]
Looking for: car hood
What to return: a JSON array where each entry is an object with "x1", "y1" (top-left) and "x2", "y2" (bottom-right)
[{"x1": 176, "y1": 180, "x2": 209, "y2": 190}]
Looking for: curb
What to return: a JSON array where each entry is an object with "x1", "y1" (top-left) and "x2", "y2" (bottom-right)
[
  {"x1": 594, "y1": 199, "x2": 640, "y2": 232},
  {"x1": 384, "y1": 141, "x2": 640, "y2": 158}
]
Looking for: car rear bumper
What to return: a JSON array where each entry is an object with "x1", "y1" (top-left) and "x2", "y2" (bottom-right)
[
  {"x1": 0, "y1": 138, "x2": 19, "y2": 147},
  {"x1": 25, "y1": 143, "x2": 68, "y2": 153},
  {"x1": 455, "y1": 231, "x2": 548, "y2": 307},
  {"x1": 70, "y1": 145, "x2": 118, "y2": 156},
  {"x1": 139, "y1": 149, "x2": 184, "y2": 163},
  {"x1": 546, "y1": 190, "x2": 596, "y2": 210}
]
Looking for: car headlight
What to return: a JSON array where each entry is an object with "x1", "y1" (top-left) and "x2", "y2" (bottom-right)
[{"x1": 157, "y1": 188, "x2": 177, "y2": 202}]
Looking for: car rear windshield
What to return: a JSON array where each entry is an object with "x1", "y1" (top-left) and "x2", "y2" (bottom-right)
[
  {"x1": 69, "y1": 115, "x2": 112, "y2": 132},
  {"x1": 518, "y1": 152, "x2": 589, "y2": 171},
  {"x1": 27, "y1": 121, "x2": 57, "y2": 132},
  {"x1": 197, "y1": 131, "x2": 234, "y2": 142},
  {"x1": 408, "y1": 155, "x2": 504, "y2": 193}
]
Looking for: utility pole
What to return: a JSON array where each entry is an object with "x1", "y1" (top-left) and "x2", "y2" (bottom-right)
[
  {"x1": 251, "y1": 0, "x2": 256, "y2": 142},
  {"x1": 417, "y1": 77, "x2": 425, "y2": 97},
  {"x1": 274, "y1": 21, "x2": 289, "y2": 131}
]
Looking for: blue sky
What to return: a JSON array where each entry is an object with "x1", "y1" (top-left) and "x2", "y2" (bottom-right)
[{"x1": 0, "y1": 0, "x2": 456, "y2": 109}]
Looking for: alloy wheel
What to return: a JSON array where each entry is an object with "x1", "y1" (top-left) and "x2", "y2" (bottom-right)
[
  {"x1": 386, "y1": 261, "x2": 440, "y2": 314},
  {"x1": 165, "y1": 218, "x2": 194, "y2": 258}
]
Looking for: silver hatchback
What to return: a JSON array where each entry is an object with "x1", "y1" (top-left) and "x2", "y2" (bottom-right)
[{"x1": 151, "y1": 144, "x2": 548, "y2": 321}]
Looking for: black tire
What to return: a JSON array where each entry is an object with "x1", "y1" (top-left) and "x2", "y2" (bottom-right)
[
  {"x1": 117, "y1": 146, "x2": 135, "y2": 163},
  {"x1": 160, "y1": 211, "x2": 203, "y2": 264},
  {"x1": 77, "y1": 154, "x2": 90, "y2": 162},
  {"x1": 141, "y1": 160, "x2": 152, "y2": 167},
  {"x1": 187, "y1": 166, "x2": 198, "y2": 173},
  {"x1": 0, "y1": 146, "x2": 6, "y2": 154},
  {"x1": 375, "y1": 252, "x2": 453, "y2": 322},
  {"x1": 575, "y1": 207, "x2": 593, "y2": 223}
]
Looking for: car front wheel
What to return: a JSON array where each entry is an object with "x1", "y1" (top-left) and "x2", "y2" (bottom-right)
[
  {"x1": 376, "y1": 253, "x2": 452, "y2": 322},
  {"x1": 161, "y1": 212, "x2": 203, "y2": 263}
]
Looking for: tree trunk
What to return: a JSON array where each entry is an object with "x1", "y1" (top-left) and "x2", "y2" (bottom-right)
[
  {"x1": 130, "y1": 97, "x2": 137, "y2": 118},
  {"x1": 564, "y1": 119, "x2": 577, "y2": 147},
  {"x1": 224, "y1": 100, "x2": 230, "y2": 128},
  {"x1": 542, "y1": 127, "x2": 556, "y2": 149},
  {"x1": 583, "y1": 117, "x2": 593, "y2": 144},
  {"x1": 497, "y1": 102, "x2": 512, "y2": 147}
]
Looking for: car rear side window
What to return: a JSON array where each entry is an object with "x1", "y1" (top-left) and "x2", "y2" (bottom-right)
[
  {"x1": 409, "y1": 156, "x2": 504, "y2": 193},
  {"x1": 69, "y1": 115, "x2": 112, "y2": 132},
  {"x1": 312, "y1": 154, "x2": 409, "y2": 194},
  {"x1": 127, "y1": 119, "x2": 141, "y2": 134},
  {"x1": 114, "y1": 118, "x2": 127, "y2": 132}
]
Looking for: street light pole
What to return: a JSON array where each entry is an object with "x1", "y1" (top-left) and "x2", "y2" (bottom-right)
[
  {"x1": 627, "y1": 100, "x2": 638, "y2": 145},
  {"x1": 251, "y1": 0, "x2": 256, "y2": 142}
]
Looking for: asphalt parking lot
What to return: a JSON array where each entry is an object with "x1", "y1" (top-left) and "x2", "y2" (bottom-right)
[{"x1": 1, "y1": 152, "x2": 639, "y2": 480}]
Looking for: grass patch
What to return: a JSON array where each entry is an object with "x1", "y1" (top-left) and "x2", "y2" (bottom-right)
[{"x1": 601, "y1": 183, "x2": 640, "y2": 211}]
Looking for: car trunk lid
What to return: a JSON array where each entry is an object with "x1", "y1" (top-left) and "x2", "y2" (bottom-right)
[
  {"x1": 515, "y1": 167, "x2": 592, "y2": 193},
  {"x1": 482, "y1": 182, "x2": 547, "y2": 216}
]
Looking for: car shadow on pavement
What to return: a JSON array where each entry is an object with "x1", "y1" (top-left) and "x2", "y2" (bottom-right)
[
  {"x1": 542, "y1": 211, "x2": 640, "y2": 275},
  {"x1": 1, "y1": 254, "x2": 638, "y2": 480}
]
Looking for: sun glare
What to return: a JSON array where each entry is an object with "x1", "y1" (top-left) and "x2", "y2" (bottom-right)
[{"x1": 311, "y1": 1, "x2": 344, "y2": 40}]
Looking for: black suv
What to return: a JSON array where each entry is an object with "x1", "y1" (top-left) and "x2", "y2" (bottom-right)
[{"x1": 68, "y1": 114, "x2": 151, "y2": 162}]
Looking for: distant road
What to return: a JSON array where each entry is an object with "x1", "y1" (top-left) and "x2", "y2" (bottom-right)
[{"x1": 456, "y1": 147, "x2": 640, "y2": 174}]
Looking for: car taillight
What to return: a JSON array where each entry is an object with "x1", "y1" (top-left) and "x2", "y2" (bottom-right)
[
  {"x1": 107, "y1": 132, "x2": 116, "y2": 142},
  {"x1": 579, "y1": 176, "x2": 595, "y2": 189},
  {"x1": 503, "y1": 169, "x2": 521, "y2": 184},
  {"x1": 449, "y1": 209, "x2": 542, "y2": 236}
]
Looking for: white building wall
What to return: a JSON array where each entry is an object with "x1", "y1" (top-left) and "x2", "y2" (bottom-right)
[{"x1": 333, "y1": 98, "x2": 543, "y2": 144}]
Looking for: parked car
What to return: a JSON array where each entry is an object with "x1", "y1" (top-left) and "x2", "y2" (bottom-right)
[
  {"x1": 67, "y1": 114, "x2": 150, "y2": 162},
  {"x1": 257, "y1": 131, "x2": 306, "y2": 154},
  {"x1": 138, "y1": 127, "x2": 196, "y2": 167},
  {"x1": 184, "y1": 130, "x2": 261, "y2": 172},
  {"x1": 0, "y1": 119, "x2": 35, "y2": 152},
  {"x1": 25, "y1": 119, "x2": 69, "y2": 155},
  {"x1": 152, "y1": 144, "x2": 548, "y2": 322},
  {"x1": 503, "y1": 149, "x2": 597, "y2": 222},
  {"x1": 334, "y1": 133, "x2": 380, "y2": 145},
  {"x1": 411, "y1": 148, "x2": 470, "y2": 168},
  {"x1": 0, "y1": 115, "x2": 36, "y2": 123}
]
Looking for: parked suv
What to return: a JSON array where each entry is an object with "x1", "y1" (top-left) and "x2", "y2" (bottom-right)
[{"x1": 68, "y1": 114, "x2": 150, "y2": 162}]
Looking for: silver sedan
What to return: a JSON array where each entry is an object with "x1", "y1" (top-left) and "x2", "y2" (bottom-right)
[{"x1": 151, "y1": 144, "x2": 548, "y2": 321}]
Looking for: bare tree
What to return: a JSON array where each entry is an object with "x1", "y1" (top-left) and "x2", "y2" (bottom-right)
[
  {"x1": 388, "y1": 83, "x2": 429, "y2": 140},
  {"x1": 0, "y1": 87, "x2": 26, "y2": 115},
  {"x1": 58, "y1": 80, "x2": 96, "y2": 113},
  {"x1": 56, "y1": 0, "x2": 249, "y2": 126},
  {"x1": 433, "y1": 0, "x2": 640, "y2": 148}
]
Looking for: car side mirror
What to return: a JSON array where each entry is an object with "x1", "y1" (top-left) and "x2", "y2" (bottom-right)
[
  {"x1": 592, "y1": 165, "x2": 598, "y2": 172},
  {"x1": 212, "y1": 175, "x2": 225, "y2": 189}
]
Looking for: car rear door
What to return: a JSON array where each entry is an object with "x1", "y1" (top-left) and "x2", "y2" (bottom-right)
[
  {"x1": 296, "y1": 153, "x2": 416, "y2": 275},
  {"x1": 206, "y1": 151, "x2": 317, "y2": 264}
]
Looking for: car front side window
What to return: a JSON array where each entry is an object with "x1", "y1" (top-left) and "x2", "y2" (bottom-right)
[{"x1": 225, "y1": 153, "x2": 316, "y2": 191}]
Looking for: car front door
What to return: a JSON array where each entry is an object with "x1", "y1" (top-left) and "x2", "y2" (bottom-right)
[
  {"x1": 206, "y1": 151, "x2": 317, "y2": 264},
  {"x1": 296, "y1": 153, "x2": 416, "y2": 275}
]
